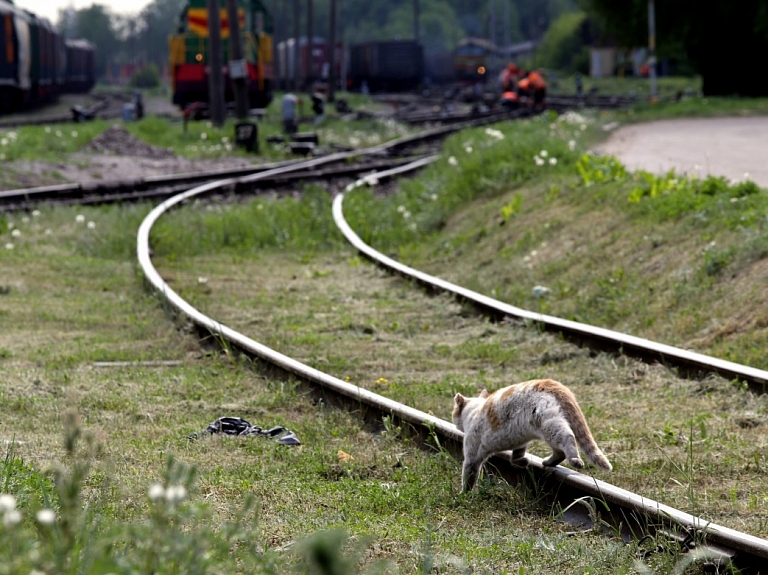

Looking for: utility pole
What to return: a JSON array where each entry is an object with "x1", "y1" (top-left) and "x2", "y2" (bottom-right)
[
  {"x1": 648, "y1": 0, "x2": 657, "y2": 101},
  {"x1": 307, "y1": 0, "x2": 313, "y2": 90},
  {"x1": 273, "y1": 0, "x2": 282, "y2": 90},
  {"x1": 226, "y1": 0, "x2": 249, "y2": 118},
  {"x1": 293, "y1": 0, "x2": 300, "y2": 91},
  {"x1": 328, "y1": 0, "x2": 336, "y2": 102},
  {"x1": 206, "y1": 0, "x2": 226, "y2": 126},
  {"x1": 413, "y1": 0, "x2": 419, "y2": 44}
]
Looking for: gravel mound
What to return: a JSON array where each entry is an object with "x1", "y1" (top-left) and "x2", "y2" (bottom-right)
[{"x1": 82, "y1": 124, "x2": 176, "y2": 158}]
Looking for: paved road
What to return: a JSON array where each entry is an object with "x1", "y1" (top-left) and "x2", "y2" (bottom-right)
[{"x1": 592, "y1": 116, "x2": 768, "y2": 188}]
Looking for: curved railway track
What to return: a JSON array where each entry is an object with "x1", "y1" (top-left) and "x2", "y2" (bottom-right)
[{"x1": 136, "y1": 153, "x2": 768, "y2": 573}]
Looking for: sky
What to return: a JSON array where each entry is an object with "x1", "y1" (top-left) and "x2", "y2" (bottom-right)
[{"x1": 13, "y1": 0, "x2": 154, "y2": 24}]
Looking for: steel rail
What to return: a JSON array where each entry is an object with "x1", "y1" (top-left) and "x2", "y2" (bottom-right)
[
  {"x1": 331, "y1": 186, "x2": 768, "y2": 392},
  {"x1": 330, "y1": 160, "x2": 768, "y2": 572},
  {"x1": 135, "y1": 152, "x2": 768, "y2": 572}
]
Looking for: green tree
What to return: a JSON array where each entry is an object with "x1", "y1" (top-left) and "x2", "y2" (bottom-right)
[
  {"x1": 138, "y1": 0, "x2": 187, "y2": 71},
  {"x1": 64, "y1": 4, "x2": 121, "y2": 80},
  {"x1": 578, "y1": 0, "x2": 768, "y2": 96},
  {"x1": 535, "y1": 11, "x2": 590, "y2": 74}
]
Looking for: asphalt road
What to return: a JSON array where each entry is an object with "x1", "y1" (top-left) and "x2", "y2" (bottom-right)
[{"x1": 592, "y1": 116, "x2": 768, "y2": 188}]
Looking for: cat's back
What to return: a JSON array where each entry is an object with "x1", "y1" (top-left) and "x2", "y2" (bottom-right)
[{"x1": 482, "y1": 379, "x2": 571, "y2": 424}]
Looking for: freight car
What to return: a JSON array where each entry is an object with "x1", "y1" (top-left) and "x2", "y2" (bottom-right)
[
  {"x1": 275, "y1": 36, "x2": 342, "y2": 89},
  {"x1": 64, "y1": 39, "x2": 96, "y2": 93},
  {"x1": 169, "y1": 0, "x2": 274, "y2": 110},
  {"x1": 348, "y1": 40, "x2": 423, "y2": 93},
  {"x1": 0, "y1": 0, "x2": 95, "y2": 113}
]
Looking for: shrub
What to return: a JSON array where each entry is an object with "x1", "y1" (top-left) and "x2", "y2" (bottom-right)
[{"x1": 130, "y1": 64, "x2": 160, "y2": 89}]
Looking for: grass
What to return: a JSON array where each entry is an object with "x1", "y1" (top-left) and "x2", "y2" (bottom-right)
[{"x1": 2, "y1": 86, "x2": 768, "y2": 572}]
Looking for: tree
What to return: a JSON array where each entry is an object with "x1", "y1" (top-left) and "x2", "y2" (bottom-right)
[
  {"x1": 535, "y1": 11, "x2": 591, "y2": 74},
  {"x1": 137, "y1": 0, "x2": 187, "y2": 71},
  {"x1": 578, "y1": 0, "x2": 768, "y2": 96}
]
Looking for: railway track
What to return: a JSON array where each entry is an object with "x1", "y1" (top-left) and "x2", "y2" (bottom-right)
[
  {"x1": 136, "y1": 153, "x2": 768, "y2": 573},
  {"x1": 0, "y1": 92, "x2": 130, "y2": 129}
]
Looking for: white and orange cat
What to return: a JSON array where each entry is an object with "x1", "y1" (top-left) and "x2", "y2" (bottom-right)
[{"x1": 452, "y1": 379, "x2": 612, "y2": 492}]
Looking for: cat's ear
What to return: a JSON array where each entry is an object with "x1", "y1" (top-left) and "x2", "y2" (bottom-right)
[
  {"x1": 479, "y1": 389, "x2": 489, "y2": 399},
  {"x1": 454, "y1": 393, "x2": 466, "y2": 407}
]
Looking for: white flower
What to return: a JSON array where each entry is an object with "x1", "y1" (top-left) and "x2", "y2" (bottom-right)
[
  {"x1": 3, "y1": 509, "x2": 21, "y2": 527},
  {"x1": 0, "y1": 494, "x2": 16, "y2": 513},
  {"x1": 430, "y1": 194, "x2": 438, "y2": 201},
  {"x1": 464, "y1": 145, "x2": 473, "y2": 153},
  {"x1": 743, "y1": 172, "x2": 751, "y2": 180},
  {"x1": 448, "y1": 156, "x2": 458, "y2": 166},
  {"x1": 55, "y1": 130, "x2": 62, "y2": 137},
  {"x1": 221, "y1": 136, "x2": 229, "y2": 143},
  {"x1": 87, "y1": 221, "x2": 95, "y2": 229},
  {"x1": 148, "y1": 483, "x2": 165, "y2": 501},
  {"x1": 4, "y1": 243, "x2": 13, "y2": 250},
  {"x1": 200, "y1": 132, "x2": 208, "y2": 140},
  {"x1": 534, "y1": 157, "x2": 545, "y2": 166},
  {"x1": 165, "y1": 484, "x2": 187, "y2": 503},
  {"x1": 1, "y1": 139, "x2": 7, "y2": 146},
  {"x1": 397, "y1": 205, "x2": 406, "y2": 213},
  {"x1": 568, "y1": 140, "x2": 576, "y2": 151},
  {"x1": 32, "y1": 210, "x2": 40, "y2": 217},
  {"x1": 539, "y1": 150, "x2": 548, "y2": 157},
  {"x1": 44, "y1": 126, "x2": 51, "y2": 133},
  {"x1": 71, "y1": 131, "x2": 78, "y2": 138},
  {"x1": 549, "y1": 157, "x2": 557, "y2": 165},
  {"x1": 197, "y1": 277, "x2": 208, "y2": 284},
  {"x1": 402, "y1": 211, "x2": 411, "y2": 219},
  {"x1": 36, "y1": 509, "x2": 55, "y2": 525},
  {"x1": 75, "y1": 214, "x2": 85, "y2": 223},
  {"x1": 11, "y1": 229, "x2": 20, "y2": 237},
  {"x1": 45, "y1": 229, "x2": 52, "y2": 235}
]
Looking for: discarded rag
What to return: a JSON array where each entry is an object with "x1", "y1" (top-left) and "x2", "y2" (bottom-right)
[{"x1": 189, "y1": 416, "x2": 301, "y2": 445}]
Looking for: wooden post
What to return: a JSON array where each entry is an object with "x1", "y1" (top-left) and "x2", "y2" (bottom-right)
[
  {"x1": 293, "y1": 0, "x2": 301, "y2": 91},
  {"x1": 327, "y1": 0, "x2": 336, "y2": 102},
  {"x1": 307, "y1": 0, "x2": 313, "y2": 90}
]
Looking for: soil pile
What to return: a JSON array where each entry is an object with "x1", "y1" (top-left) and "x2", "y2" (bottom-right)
[{"x1": 82, "y1": 124, "x2": 176, "y2": 158}]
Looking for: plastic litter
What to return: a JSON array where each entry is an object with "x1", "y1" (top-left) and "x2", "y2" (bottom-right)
[{"x1": 189, "y1": 416, "x2": 301, "y2": 445}]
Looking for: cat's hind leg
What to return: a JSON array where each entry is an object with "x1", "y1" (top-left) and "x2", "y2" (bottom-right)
[
  {"x1": 546, "y1": 434, "x2": 584, "y2": 469},
  {"x1": 510, "y1": 446, "x2": 529, "y2": 467},
  {"x1": 461, "y1": 456, "x2": 484, "y2": 493},
  {"x1": 542, "y1": 447, "x2": 566, "y2": 467}
]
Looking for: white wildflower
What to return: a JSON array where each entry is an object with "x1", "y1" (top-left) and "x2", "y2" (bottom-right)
[
  {"x1": 744, "y1": 172, "x2": 751, "y2": 180},
  {"x1": 11, "y1": 229, "x2": 20, "y2": 237},
  {"x1": 430, "y1": 194, "x2": 438, "y2": 201},
  {"x1": 402, "y1": 211, "x2": 411, "y2": 219},
  {"x1": 464, "y1": 145, "x2": 473, "y2": 153},
  {"x1": 549, "y1": 157, "x2": 558, "y2": 166},
  {"x1": 36, "y1": 509, "x2": 55, "y2": 525},
  {"x1": 44, "y1": 126, "x2": 51, "y2": 133},
  {"x1": 221, "y1": 136, "x2": 229, "y2": 144},
  {"x1": 0, "y1": 494, "x2": 16, "y2": 513},
  {"x1": 4, "y1": 243, "x2": 13, "y2": 250},
  {"x1": 32, "y1": 210, "x2": 40, "y2": 217},
  {"x1": 71, "y1": 131, "x2": 78, "y2": 138},
  {"x1": 534, "y1": 156, "x2": 545, "y2": 166},
  {"x1": 200, "y1": 132, "x2": 208, "y2": 140},
  {"x1": 397, "y1": 205, "x2": 406, "y2": 213},
  {"x1": 45, "y1": 229, "x2": 52, "y2": 235},
  {"x1": 568, "y1": 140, "x2": 576, "y2": 151},
  {"x1": 448, "y1": 156, "x2": 458, "y2": 166},
  {"x1": 87, "y1": 221, "x2": 95, "y2": 229},
  {"x1": 148, "y1": 483, "x2": 165, "y2": 501},
  {"x1": 539, "y1": 150, "x2": 548, "y2": 157},
  {"x1": 55, "y1": 130, "x2": 62, "y2": 137},
  {"x1": 197, "y1": 277, "x2": 208, "y2": 284},
  {"x1": 75, "y1": 214, "x2": 85, "y2": 223},
  {"x1": 1, "y1": 139, "x2": 7, "y2": 146}
]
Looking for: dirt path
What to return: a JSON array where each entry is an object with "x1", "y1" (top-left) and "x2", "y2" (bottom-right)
[{"x1": 592, "y1": 116, "x2": 768, "y2": 188}]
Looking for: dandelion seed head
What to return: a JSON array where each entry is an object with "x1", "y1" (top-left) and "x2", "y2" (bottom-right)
[
  {"x1": 55, "y1": 130, "x2": 62, "y2": 137},
  {"x1": 36, "y1": 509, "x2": 55, "y2": 525},
  {"x1": 32, "y1": 210, "x2": 40, "y2": 217},
  {"x1": 200, "y1": 132, "x2": 208, "y2": 140},
  {"x1": 4, "y1": 243, "x2": 13, "y2": 250},
  {"x1": 448, "y1": 156, "x2": 458, "y2": 166},
  {"x1": 464, "y1": 145, "x2": 473, "y2": 153},
  {"x1": 71, "y1": 131, "x2": 78, "y2": 138},
  {"x1": 568, "y1": 140, "x2": 576, "y2": 151},
  {"x1": 197, "y1": 277, "x2": 208, "y2": 284},
  {"x1": 11, "y1": 229, "x2": 20, "y2": 237},
  {"x1": 549, "y1": 157, "x2": 558, "y2": 165},
  {"x1": 165, "y1": 484, "x2": 187, "y2": 503},
  {"x1": 744, "y1": 172, "x2": 751, "y2": 180},
  {"x1": 1, "y1": 139, "x2": 7, "y2": 146},
  {"x1": 148, "y1": 483, "x2": 165, "y2": 501},
  {"x1": 3, "y1": 509, "x2": 21, "y2": 527},
  {"x1": 0, "y1": 494, "x2": 16, "y2": 513},
  {"x1": 87, "y1": 221, "x2": 95, "y2": 229},
  {"x1": 430, "y1": 194, "x2": 438, "y2": 201},
  {"x1": 75, "y1": 214, "x2": 85, "y2": 223},
  {"x1": 539, "y1": 150, "x2": 548, "y2": 157},
  {"x1": 45, "y1": 229, "x2": 52, "y2": 235}
]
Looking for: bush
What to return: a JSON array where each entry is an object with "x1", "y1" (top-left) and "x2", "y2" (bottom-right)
[
  {"x1": 535, "y1": 12, "x2": 591, "y2": 74},
  {"x1": 130, "y1": 64, "x2": 160, "y2": 89}
]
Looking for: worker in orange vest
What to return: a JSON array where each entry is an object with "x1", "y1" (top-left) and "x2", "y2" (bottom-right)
[
  {"x1": 500, "y1": 62, "x2": 519, "y2": 92},
  {"x1": 527, "y1": 70, "x2": 547, "y2": 110}
]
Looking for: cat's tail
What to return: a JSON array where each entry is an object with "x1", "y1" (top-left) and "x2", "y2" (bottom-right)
[{"x1": 554, "y1": 385, "x2": 613, "y2": 471}]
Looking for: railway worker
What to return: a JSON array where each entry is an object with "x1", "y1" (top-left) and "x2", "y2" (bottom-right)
[
  {"x1": 281, "y1": 92, "x2": 300, "y2": 135},
  {"x1": 516, "y1": 76, "x2": 531, "y2": 104},
  {"x1": 500, "y1": 62, "x2": 519, "y2": 92},
  {"x1": 500, "y1": 90, "x2": 520, "y2": 110},
  {"x1": 527, "y1": 70, "x2": 547, "y2": 110}
]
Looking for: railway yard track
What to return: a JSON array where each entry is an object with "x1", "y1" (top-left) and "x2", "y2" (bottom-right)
[{"x1": 5, "y1": 100, "x2": 767, "y2": 572}]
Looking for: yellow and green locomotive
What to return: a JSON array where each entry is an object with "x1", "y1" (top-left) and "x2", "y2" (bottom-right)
[{"x1": 169, "y1": 0, "x2": 273, "y2": 109}]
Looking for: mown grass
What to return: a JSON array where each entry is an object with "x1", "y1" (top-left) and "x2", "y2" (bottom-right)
[{"x1": 2, "y1": 94, "x2": 768, "y2": 573}]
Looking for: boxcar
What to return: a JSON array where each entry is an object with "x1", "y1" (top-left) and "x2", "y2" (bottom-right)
[
  {"x1": 169, "y1": 0, "x2": 274, "y2": 109},
  {"x1": 64, "y1": 39, "x2": 95, "y2": 93},
  {"x1": 348, "y1": 40, "x2": 423, "y2": 93}
]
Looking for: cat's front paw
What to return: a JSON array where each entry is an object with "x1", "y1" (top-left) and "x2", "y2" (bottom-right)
[{"x1": 510, "y1": 456, "x2": 529, "y2": 467}]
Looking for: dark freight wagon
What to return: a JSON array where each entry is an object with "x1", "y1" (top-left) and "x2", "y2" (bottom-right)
[
  {"x1": 0, "y1": 0, "x2": 95, "y2": 113},
  {"x1": 348, "y1": 40, "x2": 423, "y2": 93}
]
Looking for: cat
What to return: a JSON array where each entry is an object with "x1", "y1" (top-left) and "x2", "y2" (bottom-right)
[{"x1": 452, "y1": 379, "x2": 612, "y2": 492}]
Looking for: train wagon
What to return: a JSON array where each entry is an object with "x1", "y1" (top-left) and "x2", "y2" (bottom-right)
[
  {"x1": 348, "y1": 40, "x2": 423, "y2": 93},
  {"x1": 1, "y1": 0, "x2": 95, "y2": 113},
  {"x1": 64, "y1": 39, "x2": 95, "y2": 93},
  {"x1": 276, "y1": 36, "x2": 342, "y2": 89},
  {"x1": 169, "y1": 0, "x2": 274, "y2": 110}
]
